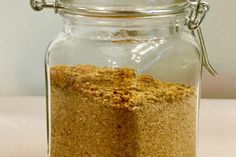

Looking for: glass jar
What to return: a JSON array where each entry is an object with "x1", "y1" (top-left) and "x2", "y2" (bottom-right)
[{"x1": 31, "y1": 0, "x2": 216, "y2": 157}]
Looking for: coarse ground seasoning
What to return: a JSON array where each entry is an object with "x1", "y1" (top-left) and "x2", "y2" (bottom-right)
[{"x1": 50, "y1": 64, "x2": 196, "y2": 157}]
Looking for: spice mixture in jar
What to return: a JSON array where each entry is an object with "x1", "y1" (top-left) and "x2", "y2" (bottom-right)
[{"x1": 50, "y1": 64, "x2": 196, "y2": 157}]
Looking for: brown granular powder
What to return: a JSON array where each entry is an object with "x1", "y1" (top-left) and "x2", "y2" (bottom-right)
[{"x1": 50, "y1": 64, "x2": 196, "y2": 157}]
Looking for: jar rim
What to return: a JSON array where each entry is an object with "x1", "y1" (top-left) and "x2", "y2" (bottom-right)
[{"x1": 58, "y1": 3, "x2": 189, "y2": 18}]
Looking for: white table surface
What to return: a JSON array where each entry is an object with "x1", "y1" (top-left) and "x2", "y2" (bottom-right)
[{"x1": 0, "y1": 97, "x2": 235, "y2": 157}]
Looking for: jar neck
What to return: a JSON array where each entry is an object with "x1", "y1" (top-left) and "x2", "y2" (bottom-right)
[{"x1": 61, "y1": 13, "x2": 187, "y2": 39}]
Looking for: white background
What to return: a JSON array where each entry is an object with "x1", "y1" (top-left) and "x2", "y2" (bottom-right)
[{"x1": 0, "y1": 0, "x2": 235, "y2": 98}]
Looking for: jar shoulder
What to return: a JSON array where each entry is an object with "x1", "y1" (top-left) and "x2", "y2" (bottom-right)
[{"x1": 47, "y1": 30, "x2": 200, "y2": 55}]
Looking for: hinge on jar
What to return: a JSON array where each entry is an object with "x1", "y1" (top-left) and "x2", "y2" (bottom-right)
[
  {"x1": 30, "y1": 0, "x2": 61, "y2": 12},
  {"x1": 188, "y1": 0, "x2": 217, "y2": 76}
]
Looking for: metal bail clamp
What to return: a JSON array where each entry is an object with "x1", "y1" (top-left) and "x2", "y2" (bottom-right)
[{"x1": 188, "y1": 0, "x2": 217, "y2": 76}]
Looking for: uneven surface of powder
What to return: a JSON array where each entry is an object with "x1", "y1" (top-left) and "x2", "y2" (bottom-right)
[{"x1": 50, "y1": 65, "x2": 196, "y2": 157}]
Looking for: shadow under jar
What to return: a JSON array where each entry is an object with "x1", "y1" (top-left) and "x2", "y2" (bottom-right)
[{"x1": 30, "y1": 0, "x2": 216, "y2": 157}]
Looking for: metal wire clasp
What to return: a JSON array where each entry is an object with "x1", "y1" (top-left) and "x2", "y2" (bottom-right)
[
  {"x1": 188, "y1": 0, "x2": 217, "y2": 76},
  {"x1": 188, "y1": 1, "x2": 209, "y2": 30}
]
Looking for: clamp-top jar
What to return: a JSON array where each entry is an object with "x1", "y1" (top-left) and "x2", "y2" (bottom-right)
[{"x1": 31, "y1": 0, "x2": 216, "y2": 156}]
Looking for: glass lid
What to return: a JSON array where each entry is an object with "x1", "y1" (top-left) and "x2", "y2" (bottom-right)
[
  {"x1": 59, "y1": 0, "x2": 188, "y2": 9},
  {"x1": 30, "y1": 0, "x2": 206, "y2": 17},
  {"x1": 58, "y1": 0, "x2": 190, "y2": 16}
]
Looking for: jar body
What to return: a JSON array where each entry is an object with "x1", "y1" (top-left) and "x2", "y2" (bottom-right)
[{"x1": 46, "y1": 14, "x2": 202, "y2": 157}]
